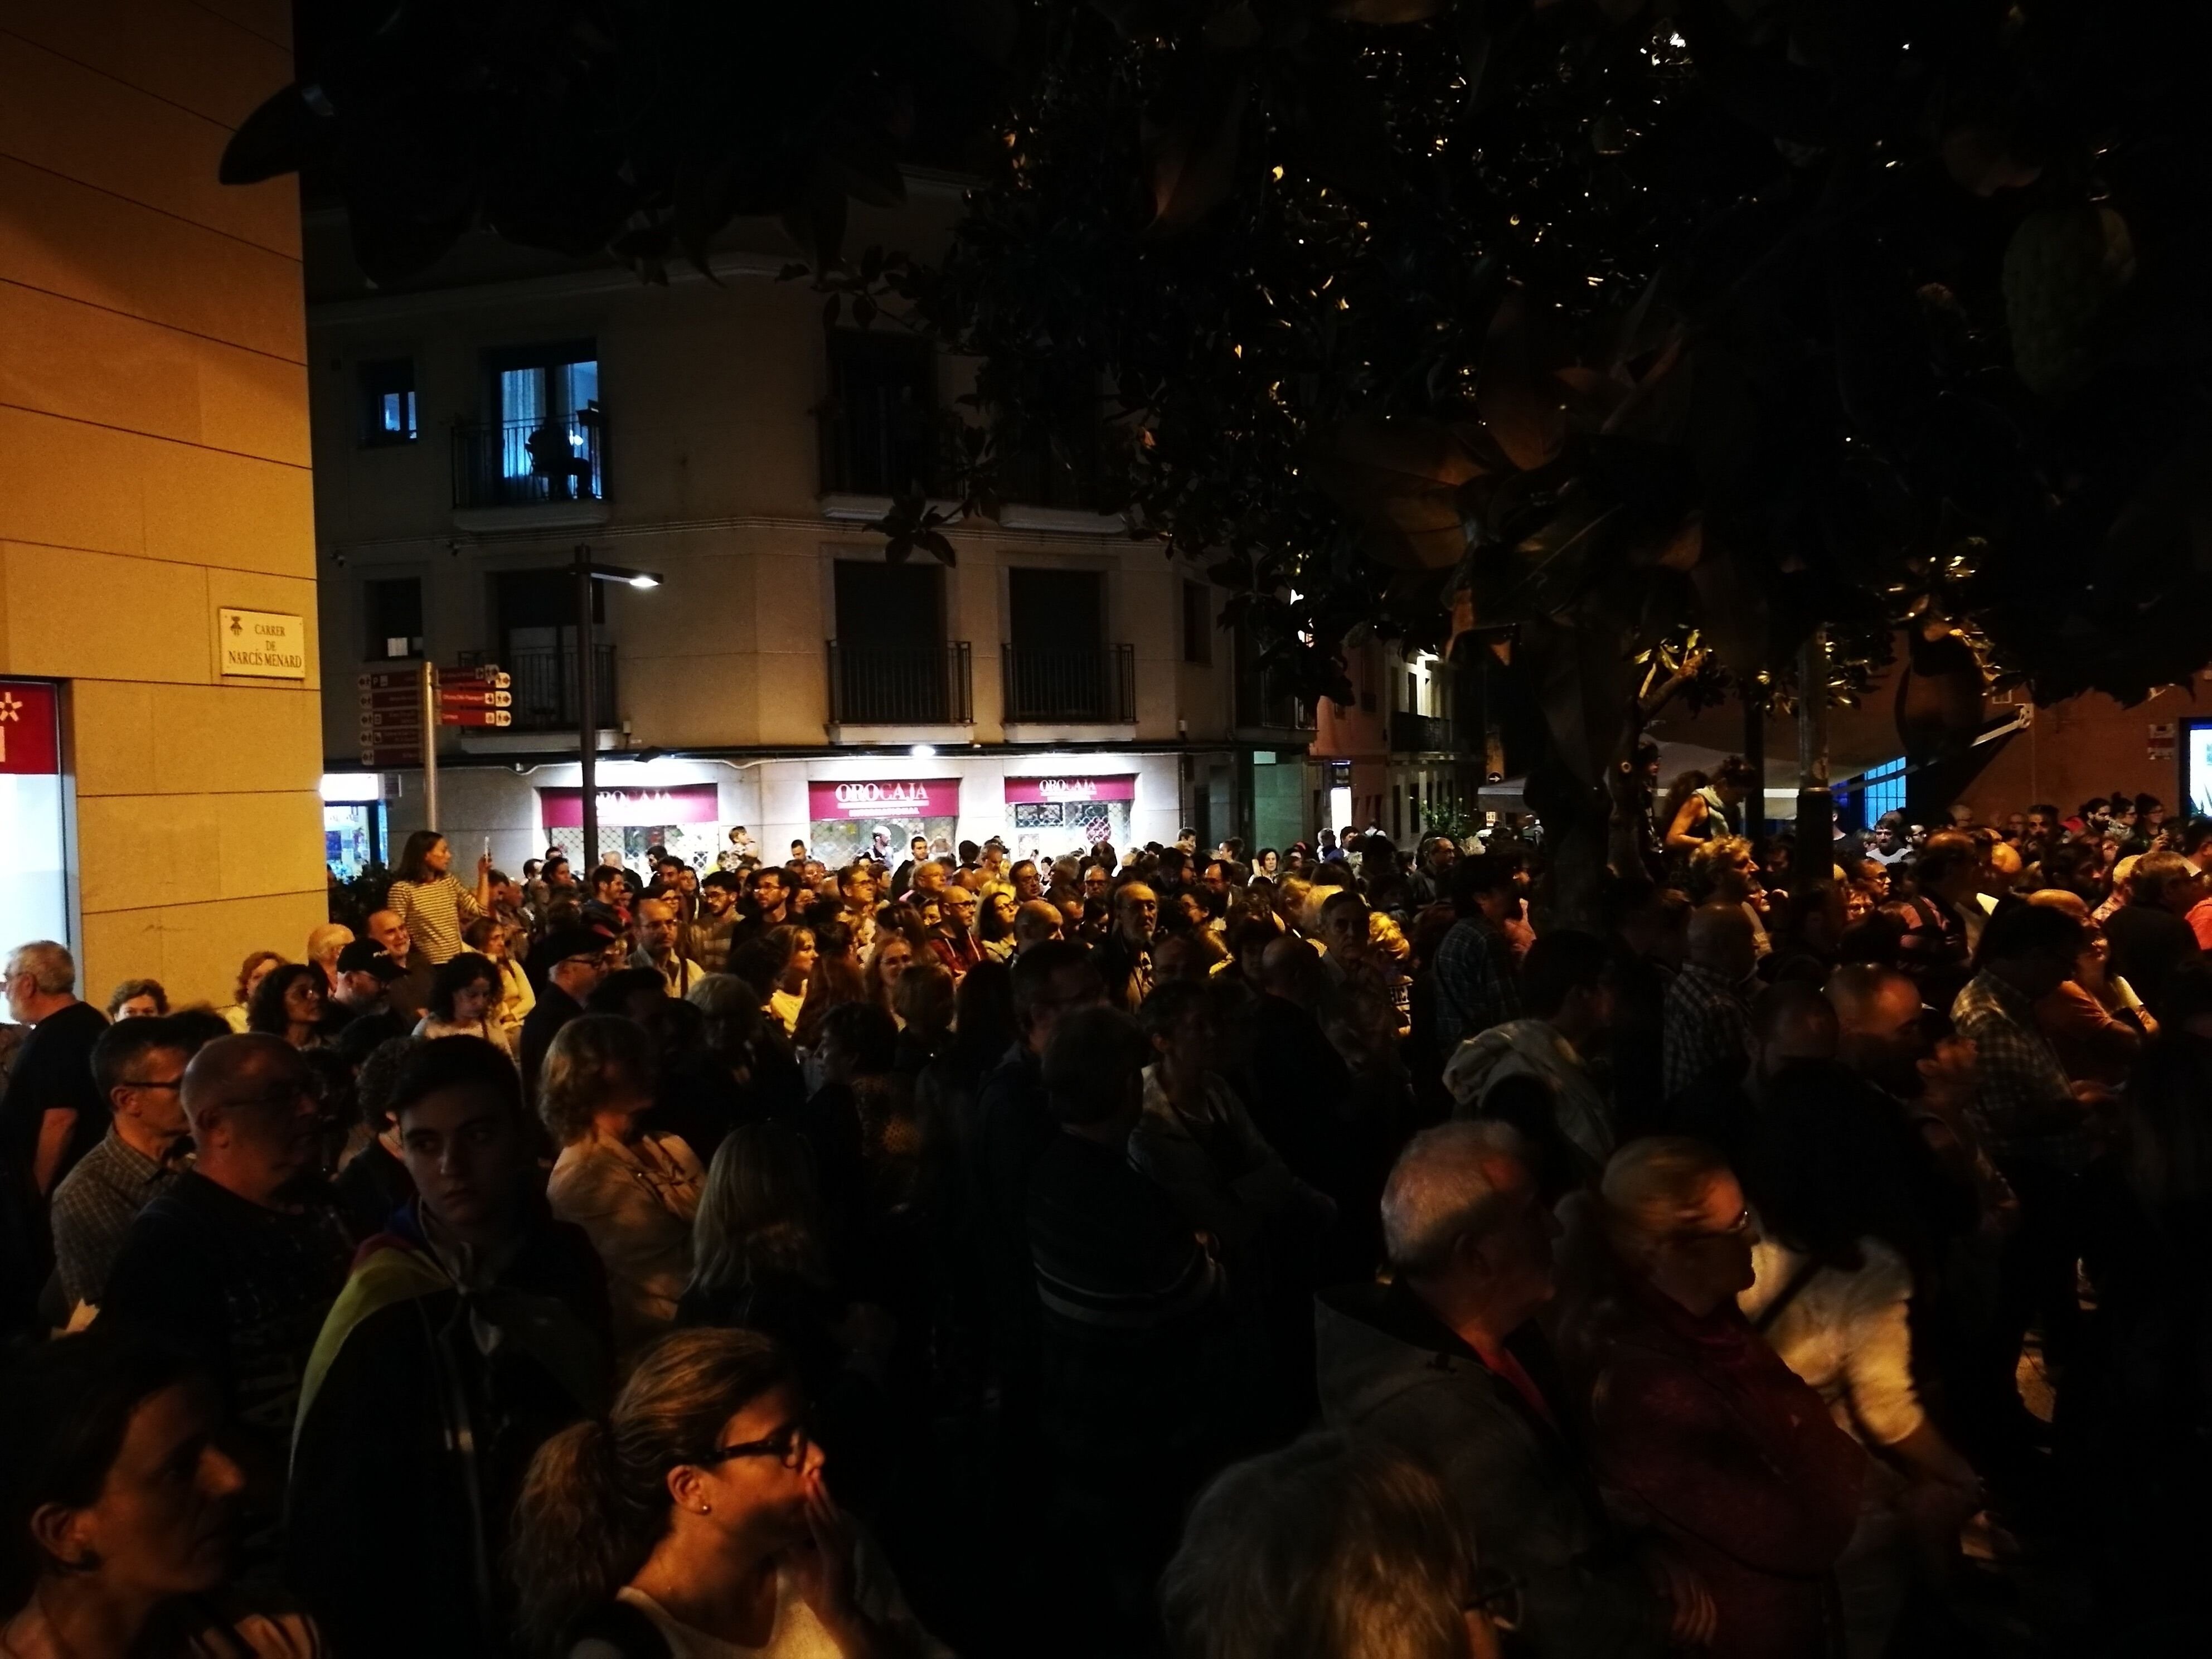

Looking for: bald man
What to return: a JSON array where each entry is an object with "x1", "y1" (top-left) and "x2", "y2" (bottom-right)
[
  {"x1": 1661, "y1": 904, "x2": 1757, "y2": 1098},
  {"x1": 101, "y1": 1036, "x2": 353, "y2": 1512},
  {"x1": 1012, "y1": 898, "x2": 1065, "y2": 954}
]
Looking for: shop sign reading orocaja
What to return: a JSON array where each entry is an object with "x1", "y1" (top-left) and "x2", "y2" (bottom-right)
[
  {"x1": 807, "y1": 779, "x2": 963, "y2": 821},
  {"x1": 0, "y1": 678, "x2": 70, "y2": 950},
  {"x1": 217, "y1": 608, "x2": 308, "y2": 680},
  {"x1": 1004, "y1": 775, "x2": 1138, "y2": 804},
  {"x1": 539, "y1": 785, "x2": 720, "y2": 827}
]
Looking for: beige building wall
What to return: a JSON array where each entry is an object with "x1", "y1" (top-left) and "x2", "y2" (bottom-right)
[{"x1": 0, "y1": 0, "x2": 326, "y2": 1002}]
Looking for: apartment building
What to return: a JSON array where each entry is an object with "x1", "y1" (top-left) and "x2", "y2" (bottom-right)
[{"x1": 303, "y1": 175, "x2": 1320, "y2": 874}]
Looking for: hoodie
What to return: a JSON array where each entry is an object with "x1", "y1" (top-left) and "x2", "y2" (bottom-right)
[{"x1": 1314, "y1": 1279, "x2": 1667, "y2": 1659}]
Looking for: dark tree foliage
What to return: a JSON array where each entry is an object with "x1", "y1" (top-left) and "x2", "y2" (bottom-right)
[
  {"x1": 853, "y1": 0, "x2": 2212, "y2": 903},
  {"x1": 234, "y1": 2, "x2": 2212, "y2": 896},
  {"x1": 223, "y1": 1, "x2": 1008, "y2": 285}
]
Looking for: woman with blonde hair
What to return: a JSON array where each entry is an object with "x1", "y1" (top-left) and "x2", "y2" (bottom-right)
[
  {"x1": 1558, "y1": 1137, "x2": 1864, "y2": 1659},
  {"x1": 509, "y1": 1328, "x2": 938, "y2": 1658},
  {"x1": 1162, "y1": 1431, "x2": 1514, "y2": 1659},
  {"x1": 541, "y1": 1015, "x2": 706, "y2": 1352},
  {"x1": 765, "y1": 924, "x2": 816, "y2": 1038}
]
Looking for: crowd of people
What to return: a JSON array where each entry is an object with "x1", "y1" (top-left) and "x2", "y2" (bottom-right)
[{"x1": 0, "y1": 779, "x2": 2203, "y2": 1656}]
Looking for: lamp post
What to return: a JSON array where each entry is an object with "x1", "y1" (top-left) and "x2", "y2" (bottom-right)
[{"x1": 571, "y1": 545, "x2": 663, "y2": 871}]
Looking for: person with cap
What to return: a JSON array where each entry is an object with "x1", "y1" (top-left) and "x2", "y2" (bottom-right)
[
  {"x1": 319, "y1": 939, "x2": 412, "y2": 1050},
  {"x1": 520, "y1": 926, "x2": 614, "y2": 1103}
]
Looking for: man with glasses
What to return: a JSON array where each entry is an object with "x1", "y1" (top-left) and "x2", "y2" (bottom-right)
[
  {"x1": 50, "y1": 1016, "x2": 203, "y2": 1314},
  {"x1": 101, "y1": 1035, "x2": 354, "y2": 1555},
  {"x1": 1317, "y1": 1122, "x2": 1691, "y2": 1658},
  {"x1": 520, "y1": 925, "x2": 615, "y2": 1100},
  {"x1": 290, "y1": 1036, "x2": 610, "y2": 1658}
]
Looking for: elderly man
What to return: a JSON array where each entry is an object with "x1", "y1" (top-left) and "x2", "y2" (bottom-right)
[
  {"x1": 364, "y1": 907, "x2": 431, "y2": 1020},
  {"x1": 103, "y1": 1035, "x2": 353, "y2": 1534},
  {"x1": 630, "y1": 896, "x2": 707, "y2": 997},
  {"x1": 2, "y1": 940, "x2": 109, "y2": 1197},
  {"x1": 1317, "y1": 1122, "x2": 1681, "y2": 1657},
  {"x1": 1090, "y1": 881, "x2": 1158, "y2": 1011}
]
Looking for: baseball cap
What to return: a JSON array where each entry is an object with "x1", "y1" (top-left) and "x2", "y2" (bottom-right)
[{"x1": 336, "y1": 939, "x2": 406, "y2": 980}]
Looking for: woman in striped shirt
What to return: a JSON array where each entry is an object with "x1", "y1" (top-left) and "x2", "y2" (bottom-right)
[{"x1": 384, "y1": 830, "x2": 494, "y2": 967}]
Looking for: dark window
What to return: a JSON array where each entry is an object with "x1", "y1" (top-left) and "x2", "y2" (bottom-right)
[
  {"x1": 358, "y1": 358, "x2": 417, "y2": 445},
  {"x1": 821, "y1": 332, "x2": 938, "y2": 496},
  {"x1": 492, "y1": 570, "x2": 613, "y2": 732},
  {"x1": 996, "y1": 362, "x2": 1106, "y2": 510},
  {"x1": 363, "y1": 578, "x2": 423, "y2": 660},
  {"x1": 1008, "y1": 569, "x2": 1102, "y2": 651},
  {"x1": 1181, "y1": 580, "x2": 1212, "y2": 665},
  {"x1": 835, "y1": 559, "x2": 943, "y2": 648}
]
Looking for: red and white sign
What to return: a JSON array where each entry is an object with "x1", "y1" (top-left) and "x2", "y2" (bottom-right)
[
  {"x1": 0, "y1": 680, "x2": 60, "y2": 775},
  {"x1": 1004, "y1": 774, "x2": 1136, "y2": 805},
  {"x1": 807, "y1": 778, "x2": 962, "y2": 821},
  {"x1": 539, "y1": 785, "x2": 720, "y2": 827}
]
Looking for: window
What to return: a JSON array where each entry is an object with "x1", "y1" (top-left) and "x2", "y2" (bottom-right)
[
  {"x1": 358, "y1": 358, "x2": 417, "y2": 445},
  {"x1": 363, "y1": 578, "x2": 424, "y2": 661},
  {"x1": 1861, "y1": 756, "x2": 1907, "y2": 824},
  {"x1": 1181, "y1": 580, "x2": 1212, "y2": 665},
  {"x1": 822, "y1": 331, "x2": 937, "y2": 496},
  {"x1": 453, "y1": 344, "x2": 604, "y2": 510}
]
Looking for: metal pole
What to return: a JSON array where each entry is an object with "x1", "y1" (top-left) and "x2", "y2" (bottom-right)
[
  {"x1": 1797, "y1": 627, "x2": 1833, "y2": 866},
  {"x1": 575, "y1": 545, "x2": 598, "y2": 872},
  {"x1": 419, "y1": 658, "x2": 440, "y2": 831},
  {"x1": 1742, "y1": 685, "x2": 1765, "y2": 852}
]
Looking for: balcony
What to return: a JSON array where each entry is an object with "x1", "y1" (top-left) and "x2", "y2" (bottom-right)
[
  {"x1": 827, "y1": 641, "x2": 973, "y2": 726},
  {"x1": 452, "y1": 411, "x2": 608, "y2": 515},
  {"x1": 495, "y1": 643, "x2": 617, "y2": 733},
  {"x1": 1001, "y1": 644, "x2": 1135, "y2": 725},
  {"x1": 1390, "y1": 710, "x2": 1457, "y2": 753}
]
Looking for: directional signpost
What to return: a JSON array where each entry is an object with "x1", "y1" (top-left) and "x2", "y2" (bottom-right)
[
  {"x1": 356, "y1": 662, "x2": 438, "y2": 825},
  {"x1": 440, "y1": 666, "x2": 513, "y2": 729}
]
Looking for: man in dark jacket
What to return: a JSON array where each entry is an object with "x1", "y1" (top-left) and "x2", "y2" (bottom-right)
[
  {"x1": 518, "y1": 926, "x2": 613, "y2": 1100},
  {"x1": 1316, "y1": 1121, "x2": 1682, "y2": 1659},
  {"x1": 2101, "y1": 850, "x2": 2203, "y2": 1017},
  {"x1": 288, "y1": 1036, "x2": 611, "y2": 1657}
]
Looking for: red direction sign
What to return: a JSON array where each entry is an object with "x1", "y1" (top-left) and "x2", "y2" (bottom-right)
[
  {"x1": 445, "y1": 666, "x2": 512, "y2": 689},
  {"x1": 437, "y1": 686, "x2": 513, "y2": 709},
  {"x1": 439, "y1": 709, "x2": 513, "y2": 728},
  {"x1": 356, "y1": 669, "x2": 428, "y2": 691},
  {"x1": 359, "y1": 745, "x2": 423, "y2": 765},
  {"x1": 361, "y1": 687, "x2": 424, "y2": 711}
]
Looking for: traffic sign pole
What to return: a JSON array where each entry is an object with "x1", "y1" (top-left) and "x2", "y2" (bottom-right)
[{"x1": 420, "y1": 660, "x2": 440, "y2": 831}]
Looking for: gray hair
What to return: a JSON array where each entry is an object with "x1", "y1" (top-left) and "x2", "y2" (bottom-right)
[
  {"x1": 4, "y1": 942, "x2": 75, "y2": 997},
  {"x1": 1161, "y1": 1432, "x2": 1475, "y2": 1659},
  {"x1": 1380, "y1": 1119, "x2": 1526, "y2": 1275}
]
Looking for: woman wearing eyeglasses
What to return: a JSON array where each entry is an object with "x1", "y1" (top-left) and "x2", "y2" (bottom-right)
[
  {"x1": 1557, "y1": 1137, "x2": 1866, "y2": 1659},
  {"x1": 511, "y1": 1327, "x2": 943, "y2": 1659}
]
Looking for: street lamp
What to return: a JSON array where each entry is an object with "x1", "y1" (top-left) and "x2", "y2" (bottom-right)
[{"x1": 573, "y1": 545, "x2": 664, "y2": 872}]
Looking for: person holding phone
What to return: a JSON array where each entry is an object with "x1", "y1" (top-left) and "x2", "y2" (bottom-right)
[{"x1": 384, "y1": 831, "x2": 495, "y2": 968}]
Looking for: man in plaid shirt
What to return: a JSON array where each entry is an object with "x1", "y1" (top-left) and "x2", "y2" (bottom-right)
[
  {"x1": 1948, "y1": 901, "x2": 2106, "y2": 1401},
  {"x1": 1662, "y1": 904, "x2": 1758, "y2": 1099},
  {"x1": 1430, "y1": 855, "x2": 1524, "y2": 1052}
]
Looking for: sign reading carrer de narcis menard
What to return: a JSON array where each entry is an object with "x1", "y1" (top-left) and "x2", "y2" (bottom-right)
[{"x1": 217, "y1": 608, "x2": 308, "y2": 680}]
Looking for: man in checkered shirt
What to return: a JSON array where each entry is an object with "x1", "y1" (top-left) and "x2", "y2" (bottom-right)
[{"x1": 1949, "y1": 901, "x2": 2108, "y2": 1397}]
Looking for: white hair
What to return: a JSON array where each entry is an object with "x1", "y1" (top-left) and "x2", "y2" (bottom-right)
[
  {"x1": 4, "y1": 941, "x2": 76, "y2": 997},
  {"x1": 1380, "y1": 1119, "x2": 1525, "y2": 1274},
  {"x1": 306, "y1": 924, "x2": 353, "y2": 966}
]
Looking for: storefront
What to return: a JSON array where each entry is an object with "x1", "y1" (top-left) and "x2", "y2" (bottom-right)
[
  {"x1": 0, "y1": 679, "x2": 70, "y2": 949},
  {"x1": 321, "y1": 772, "x2": 388, "y2": 879},
  {"x1": 1002, "y1": 772, "x2": 1136, "y2": 859},
  {"x1": 539, "y1": 783, "x2": 725, "y2": 869},
  {"x1": 806, "y1": 777, "x2": 961, "y2": 867}
]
